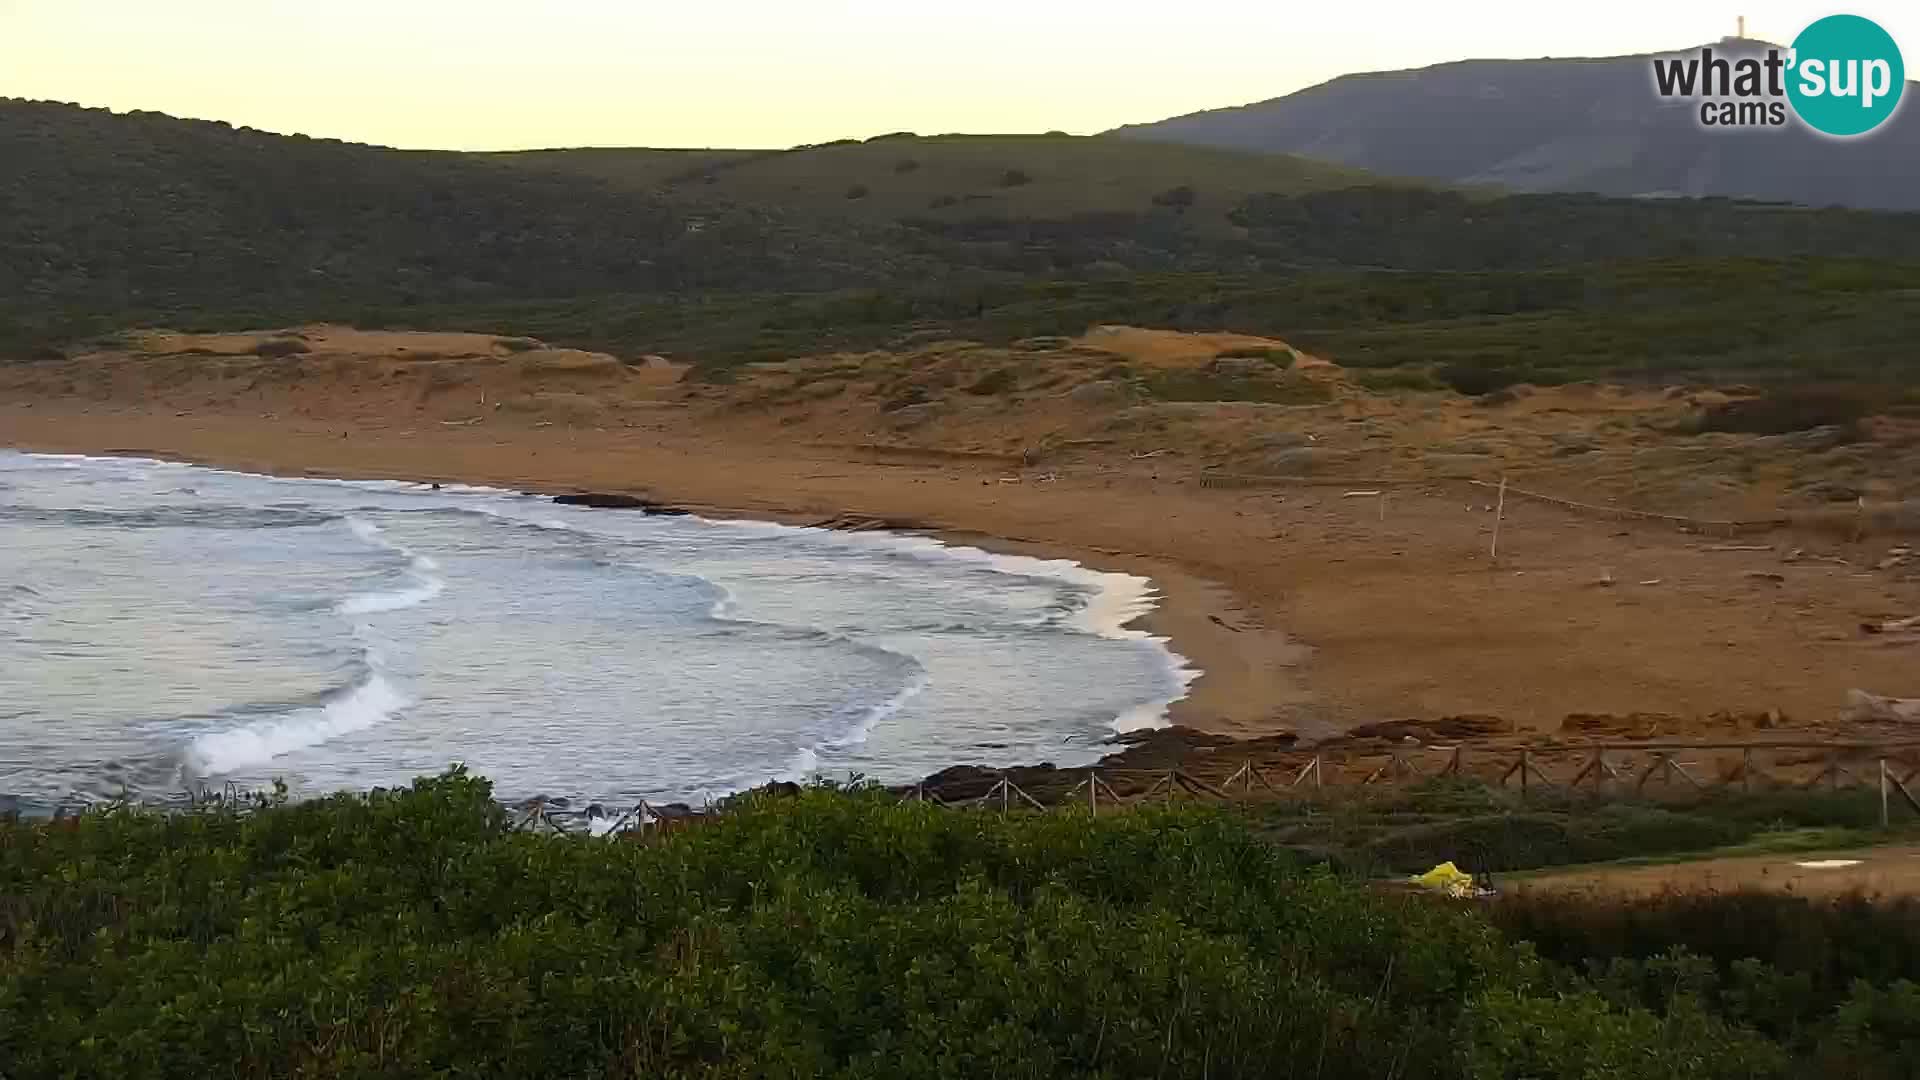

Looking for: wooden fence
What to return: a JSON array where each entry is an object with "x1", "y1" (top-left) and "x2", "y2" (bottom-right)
[{"x1": 512, "y1": 739, "x2": 1920, "y2": 837}]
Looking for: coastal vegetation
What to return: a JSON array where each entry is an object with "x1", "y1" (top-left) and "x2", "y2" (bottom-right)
[
  {"x1": 4, "y1": 771, "x2": 1918, "y2": 1078},
  {"x1": 6, "y1": 100, "x2": 1920, "y2": 399}
]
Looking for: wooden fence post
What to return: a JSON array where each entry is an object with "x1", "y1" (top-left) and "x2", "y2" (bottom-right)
[
  {"x1": 1881, "y1": 759, "x2": 1890, "y2": 829},
  {"x1": 1570, "y1": 750, "x2": 1607, "y2": 792},
  {"x1": 1888, "y1": 765, "x2": 1920, "y2": 819},
  {"x1": 1636, "y1": 754, "x2": 1666, "y2": 794},
  {"x1": 1490, "y1": 474, "x2": 1508, "y2": 562}
]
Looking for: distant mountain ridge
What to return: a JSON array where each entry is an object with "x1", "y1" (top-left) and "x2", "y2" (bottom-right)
[{"x1": 1110, "y1": 41, "x2": 1920, "y2": 211}]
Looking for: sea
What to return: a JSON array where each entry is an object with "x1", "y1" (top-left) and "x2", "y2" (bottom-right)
[{"x1": 0, "y1": 450, "x2": 1194, "y2": 814}]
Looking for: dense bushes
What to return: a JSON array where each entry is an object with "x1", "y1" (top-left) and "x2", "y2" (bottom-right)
[
  {"x1": 0, "y1": 99, "x2": 921, "y2": 323},
  {"x1": 1229, "y1": 187, "x2": 1920, "y2": 270},
  {"x1": 1436, "y1": 361, "x2": 1520, "y2": 396},
  {"x1": 1213, "y1": 343, "x2": 1293, "y2": 366},
  {"x1": 166, "y1": 257, "x2": 1914, "y2": 391},
  {"x1": 1252, "y1": 780, "x2": 1902, "y2": 877},
  {"x1": 1142, "y1": 370, "x2": 1331, "y2": 404},
  {"x1": 1494, "y1": 890, "x2": 1920, "y2": 1077},
  {"x1": 8, "y1": 771, "x2": 1888, "y2": 1078}
]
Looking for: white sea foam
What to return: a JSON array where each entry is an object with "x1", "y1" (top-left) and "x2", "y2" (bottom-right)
[
  {"x1": 692, "y1": 517, "x2": 1199, "y2": 731},
  {"x1": 489, "y1": 499, "x2": 1193, "y2": 728},
  {"x1": 187, "y1": 671, "x2": 410, "y2": 774},
  {"x1": 188, "y1": 516, "x2": 445, "y2": 774},
  {"x1": 828, "y1": 671, "x2": 931, "y2": 749},
  {"x1": 337, "y1": 571, "x2": 443, "y2": 615},
  {"x1": 776, "y1": 746, "x2": 822, "y2": 783},
  {"x1": 337, "y1": 516, "x2": 447, "y2": 615}
]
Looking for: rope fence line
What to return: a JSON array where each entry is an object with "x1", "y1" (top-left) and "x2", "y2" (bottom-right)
[
  {"x1": 1462, "y1": 479, "x2": 1788, "y2": 535},
  {"x1": 1193, "y1": 468, "x2": 1790, "y2": 536}
]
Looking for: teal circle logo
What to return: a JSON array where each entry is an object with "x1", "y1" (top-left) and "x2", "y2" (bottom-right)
[{"x1": 1787, "y1": 14, "x2": 1905, "y2": 136}]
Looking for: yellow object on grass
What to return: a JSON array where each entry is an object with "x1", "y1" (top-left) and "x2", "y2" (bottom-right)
[{"x1": 1408, "y1": 861, "x2": 1476, "y2": 898}]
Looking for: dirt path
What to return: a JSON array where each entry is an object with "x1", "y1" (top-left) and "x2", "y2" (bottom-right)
[{"x1": 1513, "y1": 843, "x2": 1920, "y2": 898}]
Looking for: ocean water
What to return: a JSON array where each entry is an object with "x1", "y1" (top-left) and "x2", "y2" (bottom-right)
[{"x1": 0, "y1": 450, "x2": 1193, "y2": 813}]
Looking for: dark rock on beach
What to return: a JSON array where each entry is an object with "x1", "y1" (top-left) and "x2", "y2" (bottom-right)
[
  {"x1": 916, "y1": 763, "x2": 1071, "y2": 803},
  {"x1": 906, "y1": 724, "x2": 1307, "y2": 805},
  {"x1": 552, "y1": 492, "x2": 688, "y2": 513}
]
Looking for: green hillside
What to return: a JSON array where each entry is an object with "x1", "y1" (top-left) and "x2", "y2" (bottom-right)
[
  {"x1": 0, "y1": 99, "x2": 926, "y2": 317},
  {"x1": 525, "y1": 134, "x2": 1377, "y2": 229},
  {"x1": 6, "y1": 98, "x2": 1920, "y2": 392},
  {"x1": 475, "y1": 145, "x2": 762, "y2": 189}
]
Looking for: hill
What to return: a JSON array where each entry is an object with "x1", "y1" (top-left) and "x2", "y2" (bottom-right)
[
  {"x1": 7, "y1": 96, "x2": 1920, "y2": 393},
  {"x1": 0, "y1": 102, "x2": 1387, "y2": 347},
  {"x1": 491, "y1": 133, "x2": 1378, "y2": 230},
  {"x1": 1111, "y1": 41, "x2": 1920, "y2": 211},
  {"x1": 0, "y1": 99, "x2": 926, "y2": 315}
]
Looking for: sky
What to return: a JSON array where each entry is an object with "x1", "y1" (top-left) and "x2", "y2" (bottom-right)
[{"x1": 2, "y1": 1, "x2": 1915, "y2": 150}]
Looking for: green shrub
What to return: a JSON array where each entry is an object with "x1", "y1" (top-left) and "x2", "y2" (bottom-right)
[
  {"x1": 1143, "y1": 370, "x2": 1331, "y2": 404},
  {"x1": 844, "y1": 183, "x2": 870, "y2": 200},
  {"x1": 1214, "y1": 344, "x2": 1295, "y2": 366},
  {"x1": 999, "y1": 168, "x2": 1033, "y2": 188},
  {"x1": 1437, "y1": 362, "x2": 1518, "y2": 396},
  {"x1": 1691, "y1": 386, "x2": 1879, "y2": 435},
  {"x1": 0, "y1": 773, "x2": 1825, "y2": 1078},
  {"x1": 1357, "y1": 367, "x2": 1443, "y2": 392},
  {"x1": 1358, "y1": 807, "x2": 1741, "y2": 876},
  {"x1": 1493, "y1": 890, "x2": 1920, "y2": 1074}
]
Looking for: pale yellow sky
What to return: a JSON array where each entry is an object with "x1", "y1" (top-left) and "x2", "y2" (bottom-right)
[{"x1": 2, "y1": 1, "x2": 1913, "y2": 150}]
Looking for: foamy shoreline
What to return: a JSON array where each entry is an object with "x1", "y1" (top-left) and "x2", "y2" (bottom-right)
[
  {"x1": 4, "y1": 410, "x2": 1311, "y2": 738},
  {"x1": 4, "y1": 448, "x2": 1206, "y2": 801}
]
